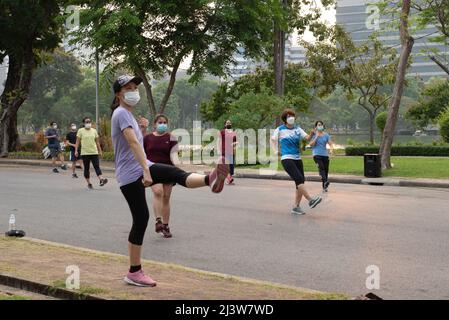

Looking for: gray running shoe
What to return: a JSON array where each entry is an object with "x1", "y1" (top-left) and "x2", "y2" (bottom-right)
[
  {"x1": 291, "y1": 206, "x2": 306, "y2": 215},
  {"x1": 309, "y1": 196, "x2": 322, "y2": 208}
]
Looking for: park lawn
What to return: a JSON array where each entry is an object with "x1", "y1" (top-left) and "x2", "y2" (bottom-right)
[{"x1": 246, "y1": 156, "x2": 449, "y2": 180}]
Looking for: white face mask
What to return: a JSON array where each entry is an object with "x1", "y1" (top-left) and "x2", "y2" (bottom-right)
[
  {"x1": 286, "y1": 117, "x2": 295, "y2": 125},
  {"x1": 71, "y1": 125, "x2": 77, "y2": 131},
  {"x1": 85, "y1": 123, "x2": 92, "y2": 129},
  {"x1": 53, "y1": 125, "x2": 58, "y2": 129},
  {"x1": 123, "y1": 91, "x2": 140, "y2": 106}
]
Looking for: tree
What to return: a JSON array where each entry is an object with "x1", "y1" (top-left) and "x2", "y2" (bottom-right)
[
  {"x1": 18, "y1": 50, "x2": 83, "y2": 131},
  {"x1": 71, "y1": 0, "x2": 284, "y2": 120},
  {"x1": 376, "y1": 111, "x2": 388, "y2": 133},
  {"x1": 153, "y1": 78, "x2": 218, "y2": 128},
  {"x1": 406, "y1": 79, "x2": 449, "y2": 128},
  {"x1": 303, "y1": 27, "x2": 398, "y2": 144},
  {"x1": 201, "y1": 63, "x2": 314, "y2": 124},
  {"x1": 0, "y1": 0, "x2": 66, "y2": 156},
  {"x1": 380, "y1": 0, "x2": 415, "y2": 169},
  {"x1": 412, "y1": 0, "x2": 449, "y2": 75},
  {"x1": 272, "y1": 0, "x2": 334, "y2": 124},
  {"x1": 221, "y1": 91, "x2": 285, "y2": 131},
  {"x1": 310, "y1": 87, "x2": 366, "y2": 132},
  {"x1": 438, "y1": 106, "x2": 449, "y2": 142}
]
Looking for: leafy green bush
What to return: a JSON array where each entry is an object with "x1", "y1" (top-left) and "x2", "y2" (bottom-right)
[
  {"x1": 345, "y1": 146, "x2": 449, "y2": 156},
  {"x1": 439, "y1": 107, "x2": 449, "y2": 143},
  {"x1": 20, "y1": 142, "x2": 40, "y2": 152},
  {"x1": 375, "y1": 111, "x2": 388, "y2": 133}
]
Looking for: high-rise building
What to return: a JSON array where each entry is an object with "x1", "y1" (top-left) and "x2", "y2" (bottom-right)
[
  {"x1": 228, "y1": 35, "x2": 307, "y2": 80},
  {"x1": 336, "y1": 0, "x2": 449, "y2": 80}
]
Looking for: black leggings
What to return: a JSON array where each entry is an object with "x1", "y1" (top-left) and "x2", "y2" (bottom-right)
[
  {"x1": 281, "y1": 159, "x2": 305, "y2": 188},
  {"x1": 120, "y1": 163, "x2": 192, "y2": 245},
  {"x1": 313, "y1": 155, "x2": 330, "y2": 188},
  {"x1": 230, "y1": 163, "x2": 234, "y2": 176},
  {"x1": 82, "y1": 155, "x2": 102, "y2": 179}
]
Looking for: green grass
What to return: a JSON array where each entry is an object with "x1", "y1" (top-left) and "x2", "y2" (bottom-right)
[
  {"x1": 245, "y1": 156, "x2": 449, "y2": 179},
  {"x1": 52, "y1": 279, "x2": 107, "y2": 296},
  {"x1": 0, "y1": 294, "x2": 30, "y2": 300}
]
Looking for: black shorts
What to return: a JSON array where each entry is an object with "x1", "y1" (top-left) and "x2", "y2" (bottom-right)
[
  {"x1": 281, "y1": 159, "x2": 305, "y2": 187},
  {"x1": 69, "y1": 149, "x2": 81, "y2": 162},
  {"x1": 49, "y1": 146, "x2": 61, "y2": 158}
]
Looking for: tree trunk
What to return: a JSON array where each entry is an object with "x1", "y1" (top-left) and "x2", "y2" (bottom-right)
[
  {"x1": 274, "y1": 28, "x2": 285, "y2": 98},
  {"x1": 159, "y1": 56, "x2": 182, "y2": 115},
  {"x1": 0, "y1": 51, "x2": 35, "y2": 157},
  {"x1": 135, "y1": 66, "x2": 157, "y2": 118},
  {"x1": 369, "y1": 112, "x2": 375, "y2": 145},
  {"x1": 273, "y1": 0, "x2": 287, "y2": 126},
  {"x1": 358, "y1": 95, "x2": 375, "y2": 144},
  {"x1": 380, "y1": 0, "x2": 414, "y2": 169}
]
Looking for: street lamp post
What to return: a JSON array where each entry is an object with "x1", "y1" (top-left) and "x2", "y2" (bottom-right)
[{"x1": 95, "y1": 49, "x2": 100, "y2": 134}]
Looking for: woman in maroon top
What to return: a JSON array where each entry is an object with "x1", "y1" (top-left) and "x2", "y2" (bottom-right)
[{"x1": 143, "y1": 114, "x2": 179, "y2": 238}]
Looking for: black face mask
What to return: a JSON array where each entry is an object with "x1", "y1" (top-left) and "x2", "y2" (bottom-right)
[{"x1": 226, "y1": 125, "x2": 232, "y2": 129}]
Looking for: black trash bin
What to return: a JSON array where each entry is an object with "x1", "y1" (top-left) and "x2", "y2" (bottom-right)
[{"x1": 364, "y1": 153, "x2": 382, "y2": 178}]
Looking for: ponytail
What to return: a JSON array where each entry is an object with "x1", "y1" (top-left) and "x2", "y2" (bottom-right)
[{"x1": 110, "y1": 97, "x2": 119, "y2": 116}]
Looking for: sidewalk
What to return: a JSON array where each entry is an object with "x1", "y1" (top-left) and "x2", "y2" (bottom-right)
[
  {"x1": 1, "y1": 158, "x2": 449, "y2": 189},
  {"x1": 0, "y1": 236, "x2": 346, "y2": 300}
]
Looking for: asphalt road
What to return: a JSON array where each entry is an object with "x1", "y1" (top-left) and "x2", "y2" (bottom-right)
[{"x1": 1, "y1": 164, "x2": 449, "y2": 299}]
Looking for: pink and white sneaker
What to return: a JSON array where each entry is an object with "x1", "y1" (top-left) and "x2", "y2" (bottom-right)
[
  {"x1": 208, "y1": 157, "x2": 229, "y2": 193},
  {"x1": 124, "y1": 270, "x2": 157, "y2": 287}
]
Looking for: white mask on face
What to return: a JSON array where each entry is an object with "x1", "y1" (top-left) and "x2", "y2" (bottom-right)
[
  {"x1": 286, "y1": 117, "x2": 295, "y2": 125},
  {"x1": 71, "y1": 125, "x2": 77, "y2": 131},
  {"x1": 85, "y1": 123, "x2": 92, "y2": 129},
  {"x1": 123, "y1": 91, "x2": 140, "y2": 106},
  {"x1": 53, "y1": 125, "x2": 58, "y2": 129}
]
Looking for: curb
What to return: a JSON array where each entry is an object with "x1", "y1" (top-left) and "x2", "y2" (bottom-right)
[
  {"x1": 2, "y1": 158, "x2": 449, "y2": 189},
  {"x1": 0, "y1": 274, "x2": 105, "y2": 300},
  {"x1": 0, "y1": 159, "x2": 116, "y2": 173},
  {"x1": 235, "y1": 172, "x2": 363, "y2": 185}
]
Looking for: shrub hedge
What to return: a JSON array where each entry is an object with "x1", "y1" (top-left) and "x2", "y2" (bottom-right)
[{"x1": 345, "y1": 146, "x2": 449, "y2": 156}]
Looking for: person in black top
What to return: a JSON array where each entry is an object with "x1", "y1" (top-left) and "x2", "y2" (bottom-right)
[
  {"x1": 65, "y1": 123, "x2": 82, "y2": 178},
  {"x1": 45, "y1": 121, "x2": 67, "y2": 173}
]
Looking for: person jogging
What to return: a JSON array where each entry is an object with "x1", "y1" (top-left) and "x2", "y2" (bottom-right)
[
  {"x1": 111, "y1": 75, "x2": 229, "y2": 287},
  {"x1": 270, "y1": 109, "x2": 322, "y2": 215},
  {"x1": 220, "y1": 119, "x2": 237, "y2": 185},
  {"x1": 309, "y1": 121, "x2": 334, "y2": 192},
  {"x1": 142, "y1": 114, "x2": 179, "y2": 238},
  {"x1": 74, "y1": 117, "x2": 108, "y2": 189},
  {"x1": 65, "y1": 123, "x2": 83, "y2": 178},
  {"x1": 44, "y1": 121, "x2": 67, "y2": 173}
]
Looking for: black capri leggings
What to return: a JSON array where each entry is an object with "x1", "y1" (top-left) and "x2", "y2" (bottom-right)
[
  {"x1": 281, "y1": 159, "x2": 305, "y2": 188},
  {"x1": 82, "y1": 155, "x2": 102, "y2": 179},
  {"x1": 120, "y1": 163, "x2": 192, "y2": 245},
  {"x1": 313, "y1": 155, "x2": 330, "y2": 188}
]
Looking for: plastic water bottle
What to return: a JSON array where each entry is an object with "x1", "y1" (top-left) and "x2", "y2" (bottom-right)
[{"x1": 9, "y1": 213, "x2": 16, "y2": 231}]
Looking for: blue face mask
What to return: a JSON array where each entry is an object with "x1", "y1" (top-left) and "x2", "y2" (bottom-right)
[{"x1": 156, "y1": 123, "x2": 168, "y2": 134}]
